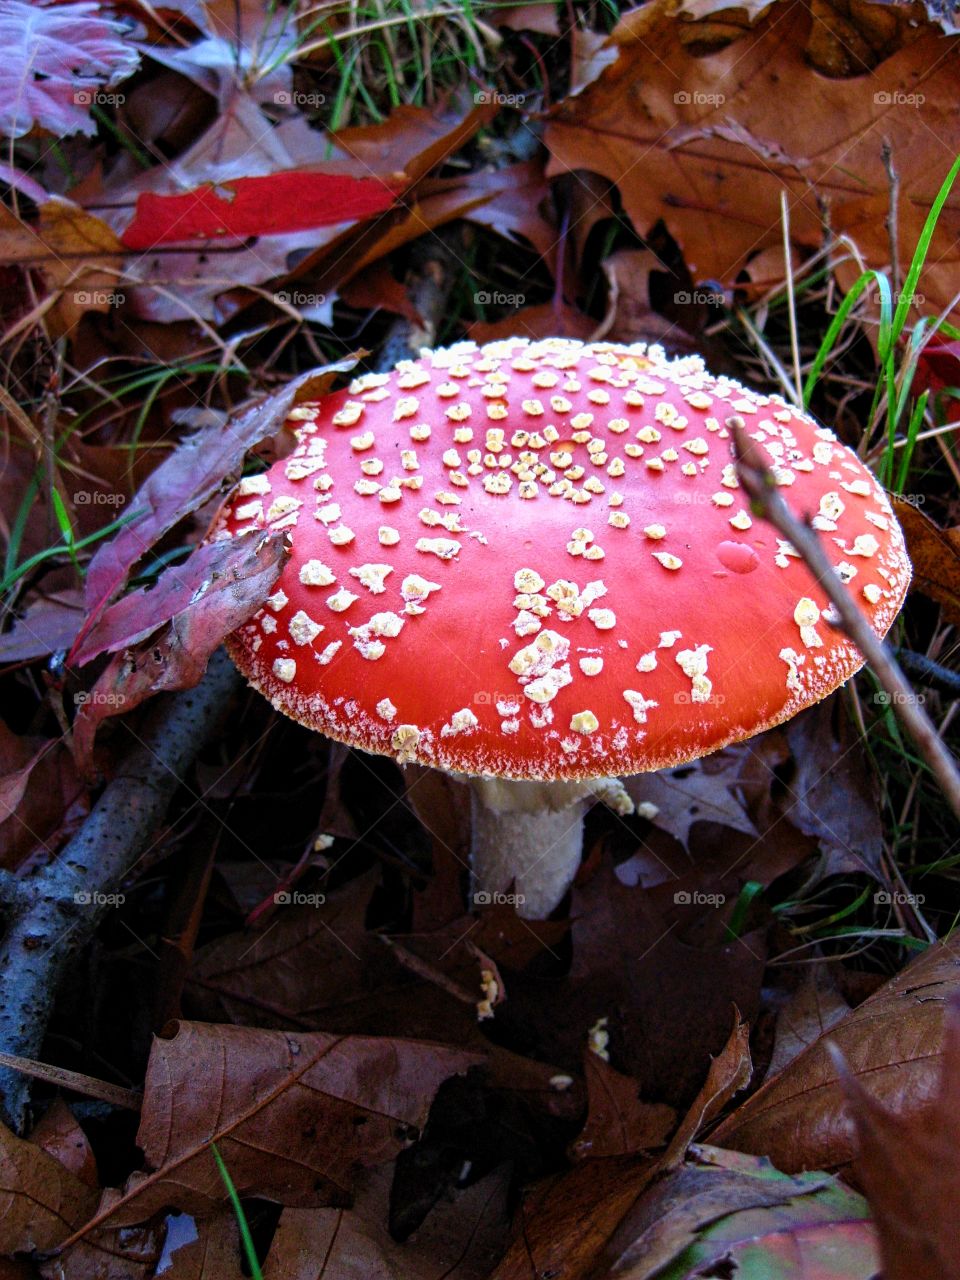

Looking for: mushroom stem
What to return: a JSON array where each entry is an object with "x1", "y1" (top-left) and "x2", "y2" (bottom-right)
[{"x1": 468, "y1": 777, "x2": 595, "y2": 919}]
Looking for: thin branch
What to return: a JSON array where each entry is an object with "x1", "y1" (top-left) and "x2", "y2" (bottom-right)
[{"x1": 730, "y1": 418, "x2": 960, "y2": 825}]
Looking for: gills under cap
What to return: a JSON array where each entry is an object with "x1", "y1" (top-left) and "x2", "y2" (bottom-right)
[{"x1": 217, "y1": 338, "x2": 911, "y2": 781}]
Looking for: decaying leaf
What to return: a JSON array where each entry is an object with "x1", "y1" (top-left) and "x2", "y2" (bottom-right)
[
  {"x1": 712, "y1": 933, "x2": 960, "y2": 1173},
  {"x1": 838, "y1": 993, "x2": 960, "y2": 1280},
  {"x1": 596, "y1": 1143, "x2": 879, "y2": 1279},
  {"x1": 547, "y1": 7, "x2": 960, "y2": 323},
  {"x1": 0, "y1": 1117, "x2": 98, "y2": 1252},
  {"x1": 73, "y1": 1021, "x2": 482, "y2": 1232},
  {"x1": 570, "y1": 1055, "x2": 675, "y2": 1160},
  {"x1": 890, "y1": 495, "x2": 960, "y2": 627},
  {"x1": 0, "y1": 0, "x2": 139, "y2": 139}
]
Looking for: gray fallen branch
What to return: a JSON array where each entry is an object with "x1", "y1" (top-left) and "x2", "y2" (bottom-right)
[
  {"x1": 731, "y1": 419, "x2": 960, "y2": 824},
  {"x1": 0, "y1": 648, "x2": 240, "y2": 1131}
]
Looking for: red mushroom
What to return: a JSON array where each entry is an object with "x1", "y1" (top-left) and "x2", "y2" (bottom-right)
[{"x1": 216, "y1": 339, "x2": 911, "y2": 918}]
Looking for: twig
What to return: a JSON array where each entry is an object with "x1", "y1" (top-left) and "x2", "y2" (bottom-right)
[
  {"x1": 779, "y1": 190, "x2": 802, "y2": 406},
  {"x1": 0, "y1": 1052, "x2": 141, "y2": 1111},
  {"x1": 0, "y1": 649, "x2": 241, "y2": 1131},
  {"x1": 731, "y1": 420, "x2": 960, "y2": 824}
]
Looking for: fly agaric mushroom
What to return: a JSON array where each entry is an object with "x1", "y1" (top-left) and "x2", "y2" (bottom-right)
[{"x1": 215, "y1": 339, "x2": 910, "y2": 918}]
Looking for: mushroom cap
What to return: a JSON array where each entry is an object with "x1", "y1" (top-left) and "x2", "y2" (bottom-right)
[{"x1": 219, "y1": 338, "x2": 910, "y2": 781}]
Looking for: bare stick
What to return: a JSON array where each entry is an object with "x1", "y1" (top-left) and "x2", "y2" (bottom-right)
[
  {"x1": 882, "y1": 141, "x2": 901, "y2": 299},
  {"x1": 731, "y1": 419, "x2": 960, "y2": 824},
  {"x1": 0, "y1": 649, "x2": 241, "y2": 1131}
]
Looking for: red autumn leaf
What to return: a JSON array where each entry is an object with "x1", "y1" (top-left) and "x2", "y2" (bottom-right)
[
  {"x1": 121, "y1": 172, "x2": 402, "y2": 251},
  {"x1": 914, "y1": 333, "x2": 960, "y2": 397}
]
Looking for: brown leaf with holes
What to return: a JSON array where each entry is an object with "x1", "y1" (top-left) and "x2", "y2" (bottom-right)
[
  {"x1": 263, "y1": 1164, "x2": 509, "y2": 1280},
  {"x1": 65, "y1": 1021, "x2": 482, "y2": 1237},
  {"x1": 546, "y1": 7, "x2": 960, "y2": 323},
  {"x1": 839, "y1": 993, "x2": 960, "y2": 1280},
  {"x1": 712, "y1": 933, "x2": 960, "y2": 1174},
  {"x1": 891, "y1": 496, "x2": 960, "y2": 627}
]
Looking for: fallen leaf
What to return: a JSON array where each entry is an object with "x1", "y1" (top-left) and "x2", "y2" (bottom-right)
[
  {"x1": 838, "y1": 993, "x2": 960, "y2": 1280},
  {"x1": 766, "y1": 970, "x2": 851, "y2": 1080},
  {"x1": 121, "y1": 172, "x2": 401, "y2": 251},
  {"x1": 75, "y1": 531, "x2": 289, "y2": 666},
  {"x1": 78, "y1": 358, "x2": 356, "y2": 625},
  {"x1": 469, "y1": 298, "x2": 597, "y2": 344},
  {"x1": 597, "y1": 1143, "x2": 879, "y2": 1279},
  {"x1": 263, "y1": 1164, "x2": 509, "y2": 1280},
  {"x1": 0, "y1": 0, "x2": 139, "y2": 139},
  {"x1": 660, "y1": 1010, "x2": 752, "y2": 1170},
  {"x1": 0, "y1": 1118, "x2": 98, "y2": 1252},
  {"x1": 570, "y1": 1055, "x2": 675, "y2": 1160},
  {"x1": 711, "y1": 933, "x2": 960, "y2": 1173},
  {"x1": 890, "y1": 495, "x2": 960, "y2": 627},
  {"x1": 29, "y1": 1100, "x2": 98, "y2": 1190},
  {"x1": 625, "y1": 749, "x2": 758, "y2": 849},
  {"x1": 914, "y1": 332, "x2": 960, "y2": 395},
  {"x1": 69, "y1": 1021, "x2": 482, "y2": 1236},
  {"x1": 0, "y1": 589, "x2": 84, "y2": 663},
  {"x1": 71, "y1": 530, "x2": 289, "y2": 767},
  {"x1": 546, "y1": 8, "x2": 960, "y2": 323}
]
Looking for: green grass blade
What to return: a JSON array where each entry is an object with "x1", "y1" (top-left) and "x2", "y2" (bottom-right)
[{"x1": 211, "y1": 1143, "x2": 263, "y2": 1280}]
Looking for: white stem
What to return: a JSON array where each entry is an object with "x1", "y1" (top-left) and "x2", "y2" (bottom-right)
[{"x1": 468, "y1": 777, "x2": 594, "y2": 919}]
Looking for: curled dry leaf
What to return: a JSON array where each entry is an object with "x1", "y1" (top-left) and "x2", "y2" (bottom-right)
[
  {"x1": 70, "y1": 1021, "x2": 482, "y2": 1235},
  {"x1": 838, "y1": 993, "x2": 960, "y2": 1280},
  {"x1": 546, "y1": 7, "x2": 960, "y2": 323},
  {"x1": 712, "y1": 933, "x2": 960, "y2": 1174}
]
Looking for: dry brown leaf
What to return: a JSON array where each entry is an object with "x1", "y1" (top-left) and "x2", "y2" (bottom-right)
[
  {"x1": 766, "y1": 971, "x2": 850, "y2": 1080},
  {"x1": 712, "y1": 933, "x2": 960, "y2": 1173},
  {"x1": 71, "y1": 1021, "x2": 482, "y2": 1235},
  {"x1": 42, "y1": 1211, "x2": 242, "y2": 1280},
  {"x1": 0, "y1": 1118, "x2": 98, "y2": 1253},
  {"x1": 570, "y1": 1056, "x2": 676, "y2": 1160},
  {"x1": 660, "y1": 1009, "x2": 752, "y2": 1170},
  {"x1": 546, "y1": 8, "x2": 960, "y2": 323},
  {"x1": 890, "y1": 495, "x2": 960, "y2": 627},
  {"x1": 29, "y1": 1101, "x2": 98, "y2": 1190},
  {"x1": 839, "y1": 993, "x2": 960, "y2": 1280},
  {"x1": 469, "y1": 299, "x2": 597, "y2": 344},
  {"x1": 262, "y1": 1164, "x2": 509, "y2": 1280}
]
